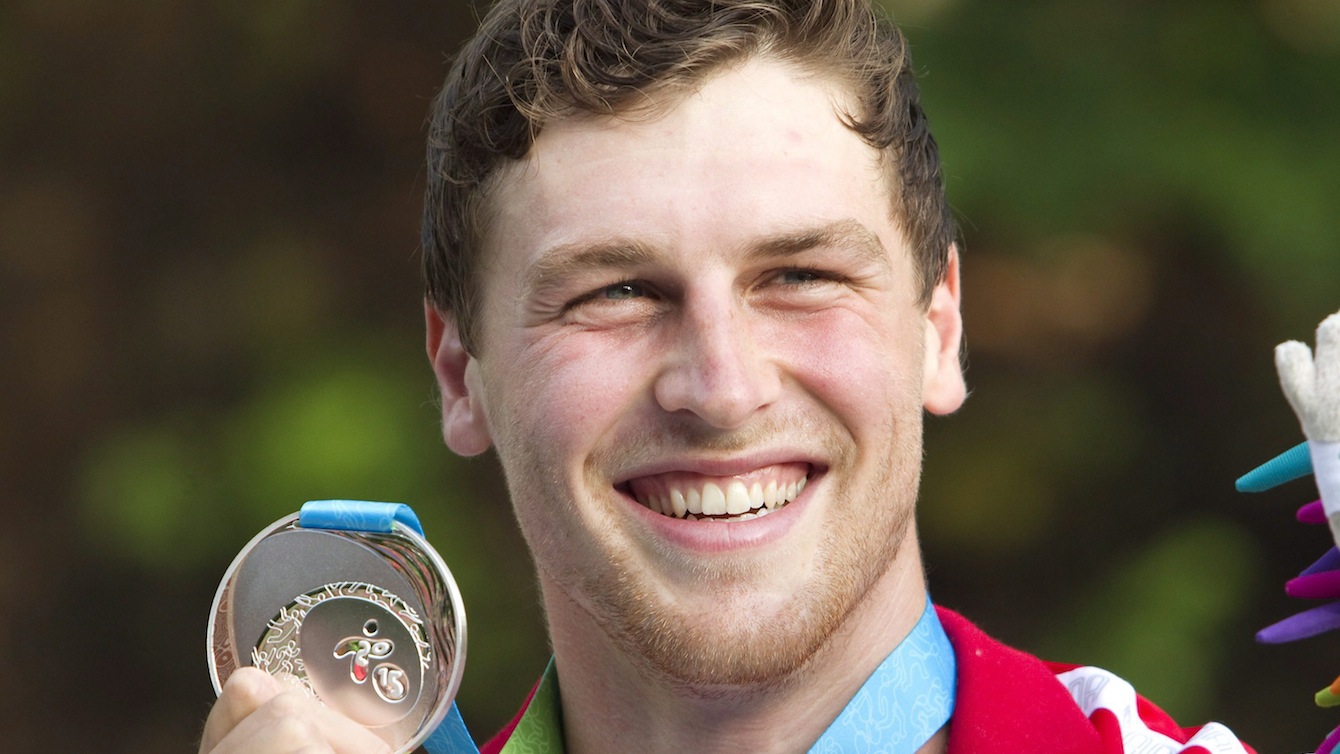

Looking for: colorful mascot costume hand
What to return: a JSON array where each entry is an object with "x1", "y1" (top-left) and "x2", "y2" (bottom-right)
[{"x1": 1238, "y1": 310, "x2": 1340, "y2": 753}]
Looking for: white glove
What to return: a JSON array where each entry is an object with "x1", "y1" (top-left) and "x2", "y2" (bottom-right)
[{"x1": 1276, "y1": 310, "x2": 1340, "y2": 545}]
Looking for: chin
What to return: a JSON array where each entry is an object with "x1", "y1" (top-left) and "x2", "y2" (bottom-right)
[{"x1": 595, "y1": 537, "x2": 904, "y2": 695}]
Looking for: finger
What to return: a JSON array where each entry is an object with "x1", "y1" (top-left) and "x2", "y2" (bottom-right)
[
  {"x1": 211, "y1": 687, "x2": 393, "y2": 754},
  {"x1": 1310, "y1": 312, "x2": 1340, "y2": 441},
  {"x1": 206, "y1": 690, "x2": 331, "y2": 754},
  {"x1": 1315, "y1": 311, "x2": 1340, "y2": 389},
  {"x1": 299, "y1": 703, "x2": 393, "y2": 754},
  {"x1": 201, "y1": 668, "x2": 285, "y2": 753}
]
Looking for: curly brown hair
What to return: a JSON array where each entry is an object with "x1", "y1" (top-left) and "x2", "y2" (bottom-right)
[{"x1": 423, "y1": 0, "x2": 957, "y2": 354}]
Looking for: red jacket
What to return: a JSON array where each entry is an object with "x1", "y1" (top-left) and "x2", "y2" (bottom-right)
[{"x1": 481, "y1": 607, "x2": 1254, "y2": 753}]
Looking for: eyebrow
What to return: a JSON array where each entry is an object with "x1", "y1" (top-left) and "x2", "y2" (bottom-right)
[
  {"x1": 522, "y1": 239, "x2": 660, "y2": 298},
  {"x1": 743, "y1": 219, "x2": 890, "y2": 270},
  {"x1": 521, "y1": 218, "x2": 890, "y2": 297}
]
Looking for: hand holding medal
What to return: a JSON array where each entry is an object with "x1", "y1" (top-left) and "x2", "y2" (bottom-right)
[{"x1": 204, "y1": 501, "x2": 472, "y2": 754}]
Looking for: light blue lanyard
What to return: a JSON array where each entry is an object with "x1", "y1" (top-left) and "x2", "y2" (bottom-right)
[{"x1": 808, "y1": 597, "x2": 956, "y2": 754}]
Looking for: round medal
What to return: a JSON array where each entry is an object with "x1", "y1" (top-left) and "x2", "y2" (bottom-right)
[{"x1": 208, "y1": 504, "x2": 466, "y2": 754}]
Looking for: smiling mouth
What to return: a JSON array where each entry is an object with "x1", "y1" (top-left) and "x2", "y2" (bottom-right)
[{"x1": 621, "y1": 464, "x2": 813, "y2": 522}]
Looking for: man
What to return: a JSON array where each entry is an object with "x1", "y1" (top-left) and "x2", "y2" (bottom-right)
[{"x1": 201, "y1": 1, "x2": 1255, "y2": 752}]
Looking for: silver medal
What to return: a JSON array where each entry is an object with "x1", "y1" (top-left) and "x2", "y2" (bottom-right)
[{"x1": 208, "y1": 513, "x2": 466, "y2": 753}]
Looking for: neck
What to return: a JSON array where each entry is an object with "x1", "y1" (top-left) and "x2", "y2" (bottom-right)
[{"x1": 542, "y1": 527, "x2": 941, "y2": 754}]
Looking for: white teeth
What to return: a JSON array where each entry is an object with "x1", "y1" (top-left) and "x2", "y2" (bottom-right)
[
  {"x1": 669, "y1": 489, "x2": 687, "y2": 518},
  {"x1": 725, "y1": 481, "x2": 751, "y2": 515},
  {"x1": 635, "y1": 471, "x2": 811, "y2": 520},
  {"x1": 701, "y1": 483, "x2": 727, "y2": 516}
]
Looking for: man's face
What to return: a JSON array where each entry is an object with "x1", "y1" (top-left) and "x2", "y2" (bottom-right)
[{"x1": 428, "y1": 58, "x2": 964, "y2": 689}]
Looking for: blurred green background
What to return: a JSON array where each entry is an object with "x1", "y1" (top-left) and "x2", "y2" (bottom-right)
[{"x1": 2, "y1": 0, "x2": 1337, "y2": 751}]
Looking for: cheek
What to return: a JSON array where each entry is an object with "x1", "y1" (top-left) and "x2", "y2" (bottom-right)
[
  {"x1": 770, "y1": 310, "x2": 924, "y2": 423},
  {"x1": 490, "y1": 332, "x2": 655, "y2": 462},
  {"x1": 488, "y1": 336, "x2": 657, "y2": 575}
]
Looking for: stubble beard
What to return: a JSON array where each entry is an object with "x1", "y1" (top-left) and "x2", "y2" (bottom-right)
[{"x1": 576, "y1": 413, "x2": 925, "y2": 696}]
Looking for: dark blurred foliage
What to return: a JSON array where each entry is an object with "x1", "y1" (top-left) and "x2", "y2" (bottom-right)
[{"x1": 1, "y1": 0, "x2": 1337, "y2": 751}]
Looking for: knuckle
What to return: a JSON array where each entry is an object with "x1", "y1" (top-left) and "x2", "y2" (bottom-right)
[{"x1": 221, "y1": 667, "x2": 276, "y2": 707}]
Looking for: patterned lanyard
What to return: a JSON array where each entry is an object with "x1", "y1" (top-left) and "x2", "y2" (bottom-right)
[{"x1": 807, "y1": 597, "x2": 956, "y2": 754}]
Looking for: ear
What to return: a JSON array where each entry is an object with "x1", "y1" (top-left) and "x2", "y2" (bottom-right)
[
  {"x1": 922, "y1": 245, "x2": 967, "y2": 415},
  {"x1": 425, "y1": 301, "x2": 493, "y2": 456}
]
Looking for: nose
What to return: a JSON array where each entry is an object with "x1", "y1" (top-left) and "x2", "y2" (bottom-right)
[{"x1": 652, "y1": 294, "x2": 782, "y2": 429}]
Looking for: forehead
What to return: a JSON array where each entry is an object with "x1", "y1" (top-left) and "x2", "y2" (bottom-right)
[{"x1": 481, "y1": 58, "x2": 894, "y2": 280}]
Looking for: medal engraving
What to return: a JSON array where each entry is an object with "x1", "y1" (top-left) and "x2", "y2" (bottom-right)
[
  {"x1": 253, "y1": 582, "x2": 428, "y2": 726},
  {"x1": 372, "y1": 664, "x2": 409, "y2": 703},
  {"x1": 334, "y1": 619, "x2": 395, "y2": 685}
]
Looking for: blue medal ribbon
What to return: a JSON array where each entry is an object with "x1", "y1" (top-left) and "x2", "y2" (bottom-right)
[
  {"x1": 808, "y1": 597, "x2": 956, "y2": 754},
  {"x1": 298, "y1": 499, "x2": 426, "y2": 536}
]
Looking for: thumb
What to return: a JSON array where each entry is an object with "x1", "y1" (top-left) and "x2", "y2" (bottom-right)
[
  {"x1": 1275, "y1": 340, "x2": 1316, "y2": 435},
  {"x1": 199, "y1": 668, "x2": 285, "y2": 753}
]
